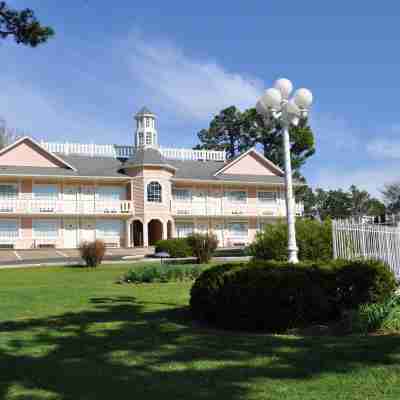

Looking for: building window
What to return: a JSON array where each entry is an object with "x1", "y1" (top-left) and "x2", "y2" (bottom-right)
[
  {"x1": 138, "y1": 132, "x2": 144, "y2": 146},
  {"x1": 146, "y1": 132, "x2": 152, "y2": 145},
  {"x1": 146, "y1": 118, "x2": 150, "y2": 128},
  {"x1": 257, "y1": 191, "x2": 276, "y2": 204},
  {"x1": 0, "y1": 219, "x2": 18, "y2": 239},
  {"x1": 147, "y1": 181, "x2": 162, "y2": 203},
  {"x1": 33, "y1": 219, "x2": 59, "y2": 239},
  {"x1": 96, "y1": 220, "x2": 121, "y2": 239},
  {"x1": 173, "y1": 189, "x2": 191, "y2": 202},
  {"x1": 225, "y1": 190, "x2": 247, "y2": 203},
  {"x1": 0, "y1": 184, "x2": 17, "y2": 200},
  {"x1": 176, "y1": 223, "x2": 194, "y2": 238},
  {"x1": 228, "y1": 222, "x2": 248, "y2": 237},
  {"x1": 97, "y1": 186, "x2": 123, "y2": 201},
  {"x1": 33, "y1": 184, "x2": 58, "y2": 200}
]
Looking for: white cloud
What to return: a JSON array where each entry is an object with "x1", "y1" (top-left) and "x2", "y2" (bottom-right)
[
  {"x1": 127, "y1": 34, "x2": 264, "y2": 121},
  {"x1": 366, "y1": 138, "x2": 400, "y2": 160}
]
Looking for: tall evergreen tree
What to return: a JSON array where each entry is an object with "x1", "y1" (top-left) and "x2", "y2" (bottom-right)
[
  {"x1": 195, "y1": 105, "x2": 315, "y2": 175},
  {"x1": 0, "y1": 2, "x2": 54, "y2": 46}
]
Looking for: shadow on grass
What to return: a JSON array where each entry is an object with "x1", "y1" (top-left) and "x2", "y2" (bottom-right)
[{"x1": 0, "y1": 296, "x2": 400, "y2": 399}]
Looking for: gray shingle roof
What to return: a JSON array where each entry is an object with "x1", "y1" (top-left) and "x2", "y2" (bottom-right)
[
  {"x1": 0, "y1": 149, "x2": 294, "y2": 185},
  {"x1": 124, "y1": 148, "x2": 169, "y2": 167}
]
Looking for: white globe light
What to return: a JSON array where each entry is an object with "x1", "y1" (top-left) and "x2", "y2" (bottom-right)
[
  {"x1": 286, "y1": 99, "x2": 300, "y2": 116},
  {"x1": 256, "y1": 99, "x2": 268, "y2": 115},
  {"x1": 294, "y1": 88, "x2": 313, "y2": 109},
  {"x1": 261, "y1": 88, "x2": 282, "y2": 110},
  {"x1": 274, "y1": 78, "x2": 293, "y2": 99}
]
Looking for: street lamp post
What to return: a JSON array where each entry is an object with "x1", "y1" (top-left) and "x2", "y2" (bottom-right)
[{"x1": 256, "y1": 78, "x2": 313, "y2": 263}]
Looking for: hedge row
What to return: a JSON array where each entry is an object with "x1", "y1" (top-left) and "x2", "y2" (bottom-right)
[
  {"x1": 155, "y1": 238, "x2": 192, "y2": 258},
  {"x1": 190, "y1": 259, "x2": 397, "y2": 332}
]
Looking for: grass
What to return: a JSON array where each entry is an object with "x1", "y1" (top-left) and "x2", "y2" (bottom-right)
[{"x1": 0, "y1": 264, "x2": 400, "y2": 399}]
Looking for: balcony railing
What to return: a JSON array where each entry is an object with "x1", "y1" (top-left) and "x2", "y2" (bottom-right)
[
  {"x1": 171, "y1": 200, "x2": 304, "y2": 217},
  {"x1": 0, "y1": 199, "x2": 134, "y2": 215}
]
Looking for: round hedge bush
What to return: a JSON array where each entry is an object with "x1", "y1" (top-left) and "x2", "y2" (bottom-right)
[{"x1": 190, "y1": 259, "x2": 397, "y2": 333}]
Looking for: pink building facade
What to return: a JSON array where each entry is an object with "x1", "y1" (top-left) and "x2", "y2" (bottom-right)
[{"x1": 0, "y1": 108, "x2": 303, "y2": 249}]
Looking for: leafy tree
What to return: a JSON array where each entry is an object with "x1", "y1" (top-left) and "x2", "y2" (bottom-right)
[
  {"x1": 0, "y1": 2, "x2": 54, "y2": 46},
  {"x1": 301, "y1": 185, "x2": 386, "y2": 220},
  {"x1": 196, "y1": 106, "x2": 315, "y2": 175},
  {"x1": 381, "y1": 182, "x2": 400, "y2": 213}
]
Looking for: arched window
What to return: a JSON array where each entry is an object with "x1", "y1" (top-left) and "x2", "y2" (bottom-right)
[{"x1": 147, "y1": 181, "x2": 162, "y2": 203}]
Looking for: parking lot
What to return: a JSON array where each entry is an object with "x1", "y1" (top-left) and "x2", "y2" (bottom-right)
[{"x1": 0, "y1": 247, "x2": 154, "y2": 267}]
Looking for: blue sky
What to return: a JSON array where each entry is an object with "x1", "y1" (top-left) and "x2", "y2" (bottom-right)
[{"x1": 2, "y1": 1, "x2": 400, "y2": 196}]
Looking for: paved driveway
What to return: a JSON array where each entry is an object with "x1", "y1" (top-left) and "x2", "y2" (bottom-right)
[{"x1": 0, "y1": 247, "x2": 153, "y2": 267}]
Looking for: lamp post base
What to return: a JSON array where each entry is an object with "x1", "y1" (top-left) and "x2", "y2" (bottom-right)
[{"x1": 288, "y1": 249, "x2": 299, "y2": 264}]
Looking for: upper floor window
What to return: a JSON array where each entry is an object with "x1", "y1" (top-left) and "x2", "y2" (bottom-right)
[
  {"x1": 33, "y1": 184, "x2": 58, "y2": 200},
  {"x1": 173, "y1": 189, "x2": 191, "y2": 202},
  {"x1": 146, "y1": 132, "x2": 152, "y2": 145},
  {"x1": 147, "y1": 181, "x2": 162, "y2": 203},
  {"x1": 97, "y1": 186, "x2": 123, "y2": 201},
  {"x1": 0, "y1": 184, "x2": 17, "y2": 199},
  {"x1": 257, "y1": 191, "x2": 276, "y2": 204},
  {"x1": 146, "y1": 118, "x2": 150, "y2": 128},
  {"x1": 225, "y1": 190, "x2": 246, "y2": 203}
]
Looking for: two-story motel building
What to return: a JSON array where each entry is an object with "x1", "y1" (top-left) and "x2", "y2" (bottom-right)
[{"x1": 0, "y1": 107, "x2": 303, "y2": 249}]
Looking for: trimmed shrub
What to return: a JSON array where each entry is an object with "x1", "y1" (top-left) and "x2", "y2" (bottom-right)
[
  {"x1": 190, "y1": 259, "x2": 397, "y2": 332},
  {"x1": 155, "y1": 238, "x2": 192, "y2": 258},
  {"x1": 187, "y1": 233, "x2": 218, "y2": 264},
  {"x1": 122, "y1": 263, "x2": 208, "y2": 284},
  {"x1": 249, "y1": 218, "x2": 333, "y2": 262},
  {"x1": 79, "y1": 240, "x2": 106, "y2": 267}
]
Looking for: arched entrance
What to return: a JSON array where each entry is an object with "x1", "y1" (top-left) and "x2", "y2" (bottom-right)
[
  {"x1": 167, "y1": 220, "x2": 173, "y2": 239},
  {"x1": 148, "y1": 219, "x2": 163, "y2": 245},
  {"x1": 132, "y1": 220, "x2": 144, "y2": 247}
]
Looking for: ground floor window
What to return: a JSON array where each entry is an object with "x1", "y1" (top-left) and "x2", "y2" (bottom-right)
[
  {"x1": 228, "y1": 222, "x2": 248, "y2": 237},
  {"x1": 33, "y1": 219, "x2": 59, "y2": 239},
  {"x1": 176, "y1": 223, "x2": 194, "y2": 238},
  {"x1": 0, "y1": 219, "x2": 18, "y2": 239},
  {"x1": 96, "y1": 220, "x2": 121, "y2": 239},
  {"x1": 258, "y1": 221, "x2": 268, "y2": 232}
]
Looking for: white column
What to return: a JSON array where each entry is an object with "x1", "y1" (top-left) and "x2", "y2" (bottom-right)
[
  {"x1": 125, "y1": 220, "x2": 131, "y2": 248},
  {"x1": 162, "y1": 220, "x2": 168, "y2": 240},
  {"x1": 282, "y1": 123, "x2": 298, "y2": 263},
  {"x1": 143, "y1": 220, "x2": 149, "y2": 247}
]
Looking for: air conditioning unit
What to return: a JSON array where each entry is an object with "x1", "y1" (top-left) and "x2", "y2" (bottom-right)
[{"x1": 261, "y1": 210, "x2": 274, "y2": 216}]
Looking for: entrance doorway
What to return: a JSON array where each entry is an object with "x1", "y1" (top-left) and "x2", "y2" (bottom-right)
[
  {"x1": 64, "y1": 219, "x2": 78, "y2": 248},
  {"x1": 148, "y1": 219, "x2": 163, "y2": 245},
  {"x1": 132, "y1": 220, "x2": 143, "y2": 247}
]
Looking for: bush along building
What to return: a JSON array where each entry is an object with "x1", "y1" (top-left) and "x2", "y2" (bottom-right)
[{"x1": 0, "y1": 107, "x2": 303, "y2": 249}]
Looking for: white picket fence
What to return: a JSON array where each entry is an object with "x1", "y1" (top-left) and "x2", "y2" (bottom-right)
[{"x1": 332, "y1": 219, "x2": 400, "y2": 277}]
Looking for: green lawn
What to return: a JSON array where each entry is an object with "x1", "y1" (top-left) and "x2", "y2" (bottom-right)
[{"x1": 1, "y1": 264, "x2": 400, "y2": 400}]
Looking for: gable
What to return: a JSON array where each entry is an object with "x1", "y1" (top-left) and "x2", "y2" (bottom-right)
[
  {"x1": 220, "y1": 152, "x2": 282, "y2": 176},
  {"x1": 0, "y1": 138, "x2": 74, "y2": 170}
]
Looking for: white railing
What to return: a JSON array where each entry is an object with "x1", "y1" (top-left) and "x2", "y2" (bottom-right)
[
  {"x1": 160, "y1": 148, "x2": 226, "y2": 161},
  {"x1": 171, "y1": 200, "x2": 302, "y2": 217},
  {"x1": 40, "y1": 141, "x2": 226, "y2": 161},
  {"x1": 332, "y1": 219, "x2": 400, "y2": 277},
  {"x1": 0, "y1": 200, "x2": 134, "y2": 215}
]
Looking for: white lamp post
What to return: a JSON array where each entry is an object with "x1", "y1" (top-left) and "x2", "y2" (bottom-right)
[{"x1": 256, "y1": 78, "x2": 313, "y2": 263}]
